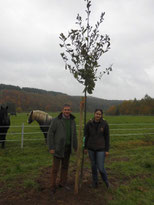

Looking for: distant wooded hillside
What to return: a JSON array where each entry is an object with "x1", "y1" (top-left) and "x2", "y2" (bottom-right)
[
  {"x1": 106, "y1": 94, "x2": 154, "y2": 115},
  {"x1": 0, "y1": 84, "x2": 122, "y2": 113}
]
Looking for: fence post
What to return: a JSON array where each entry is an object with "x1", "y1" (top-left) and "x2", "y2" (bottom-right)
[{"x1": 21, "y1": 123, "x2": 24, "y2": 149}]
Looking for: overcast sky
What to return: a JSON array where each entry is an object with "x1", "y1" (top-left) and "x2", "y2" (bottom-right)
[{"x1": 0, "y1": 0, "x2": 154, "y2": 100}]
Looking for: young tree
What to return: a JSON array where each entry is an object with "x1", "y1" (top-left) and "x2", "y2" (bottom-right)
[{"x1": 60, "y1": 0, "x2": 112, "y2": 95}]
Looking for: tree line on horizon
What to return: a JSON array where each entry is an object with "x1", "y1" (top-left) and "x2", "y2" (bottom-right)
[{"x1": 106, "y1": 94, "x2": 154, "y2": 115}]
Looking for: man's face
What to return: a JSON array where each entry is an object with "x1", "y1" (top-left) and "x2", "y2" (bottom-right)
[{"x1": 62, "y1": 106, "x2": 71, "y2": 118}]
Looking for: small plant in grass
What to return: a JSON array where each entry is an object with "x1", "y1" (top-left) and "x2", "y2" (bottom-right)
[
  {"x1": 143, "y1": 134, "x2": 153, "y2": 143},
  {"x1": 23, "y1": 179, "x2": 38, "y2": 189}
]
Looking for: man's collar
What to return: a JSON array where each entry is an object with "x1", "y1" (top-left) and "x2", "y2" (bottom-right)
[{"x1": 62, "y1": 114, "x2": 70, "y2": 119}]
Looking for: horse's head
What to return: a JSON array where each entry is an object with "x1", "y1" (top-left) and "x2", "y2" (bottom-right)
[
  {"x1": 27, "y1": 111, "x2": 33, "y2": 124},
  {"x1": 0, "y1": 106, "x2": 10, "y2": 125}
]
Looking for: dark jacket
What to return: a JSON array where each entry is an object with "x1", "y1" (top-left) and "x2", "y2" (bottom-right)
[
  {"x1": 47, "y1": 113, "x2": 77, "y2": 158},
  {"x1": 84, "y1": 118, "x2": 109, "y2": 152}
]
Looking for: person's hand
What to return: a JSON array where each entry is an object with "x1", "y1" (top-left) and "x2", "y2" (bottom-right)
[
  {"x1": 105, "y1": 152, "x2": 109, "y2": 157},
  {"x1": 50, "y1": 149, "x2": 55, "y2": 154},
  {"x1": 84, "y1": 149, "x2": 88, "y2": 154},
  {"x1": 74, "y1": 149, "x2": 77, "y2": 152}
]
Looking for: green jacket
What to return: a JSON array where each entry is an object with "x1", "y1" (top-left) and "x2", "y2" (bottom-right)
[{"x1": 47, "y1": 113, "x2": 77, "y2": 158}]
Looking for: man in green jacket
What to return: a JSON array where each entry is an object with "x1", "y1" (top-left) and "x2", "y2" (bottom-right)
[{"x1": 47, "y1": 104, "x2": 77, "y2": 193}]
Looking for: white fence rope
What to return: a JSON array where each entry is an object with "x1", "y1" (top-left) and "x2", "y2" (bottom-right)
[
  {"x1": 109, "y1": 123, "x2": 154, "y2": 126},
  {"x1": 111, "y1": 133, "x2": 154, "y2": 136},
  {"x1": 111, "y1": 128, "x2": 154, "y2": 131}
]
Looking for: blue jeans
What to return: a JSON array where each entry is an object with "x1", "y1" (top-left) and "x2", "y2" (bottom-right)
[{"x1": 88, "y1": 150, "x2": 108, "y2": 184}]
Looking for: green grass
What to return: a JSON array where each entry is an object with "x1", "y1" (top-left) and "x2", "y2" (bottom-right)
[{"x1": 0, "y1": 113, "x2": 154, "y2": 204}]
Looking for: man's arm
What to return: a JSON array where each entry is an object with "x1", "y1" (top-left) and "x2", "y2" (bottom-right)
[{"x1": 73, "y1": 120, "x2": 78, "y2": 151}]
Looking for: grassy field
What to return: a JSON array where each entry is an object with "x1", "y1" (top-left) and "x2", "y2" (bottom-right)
[{"x1": 0, "y1": 113, "x2": 154, "y2": 204}]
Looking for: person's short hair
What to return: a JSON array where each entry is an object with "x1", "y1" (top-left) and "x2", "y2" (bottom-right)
[
  {"x1": 63, "y1": 104, "x2": 71, "y2": 108},
  {"x1": 94, "y1": 109, "x2": 103, "y2": 114}
]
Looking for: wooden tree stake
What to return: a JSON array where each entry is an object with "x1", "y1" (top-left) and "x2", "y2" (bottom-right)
[{"x1": 74, "y1": 97, "x2": 85, "y2": 194}]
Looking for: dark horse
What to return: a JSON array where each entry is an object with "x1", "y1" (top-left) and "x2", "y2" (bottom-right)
[
  {"x1": 28, "y1": 110, "x2": 52, "y2": 144},
  {"x1": 0, "y1": 106, "x2": 10, "y2": 148}
]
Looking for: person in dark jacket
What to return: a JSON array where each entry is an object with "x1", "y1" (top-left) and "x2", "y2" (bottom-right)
[
  {"x1": 84, "y1": 109, "x2": 110, "y2": 188},
  {"x1": 47, "y1": 104, "x2": 77, "y2": 193}
]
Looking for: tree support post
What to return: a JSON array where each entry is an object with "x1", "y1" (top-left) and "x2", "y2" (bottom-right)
[{"x1": 74, "y1": 97, "x2": 85, "y2": 194}]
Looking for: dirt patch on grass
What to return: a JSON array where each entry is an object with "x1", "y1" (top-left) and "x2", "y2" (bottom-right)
[
  {"x1": 108, "y1": 157, "x2": 129, "y2": 162},
  {"x1": 0, "y1": 167, "x2": 112, "y2": 205},
  {"x1": 114, "y1": 139, "x2": 154, "y2": 149}
]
